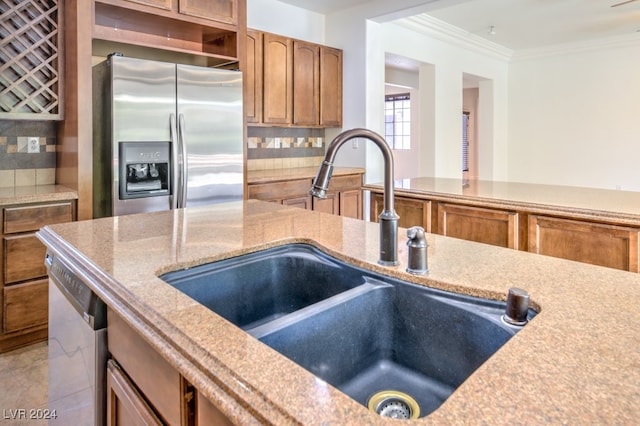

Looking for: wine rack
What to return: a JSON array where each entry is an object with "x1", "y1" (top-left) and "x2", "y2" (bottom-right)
[{"x1": 0, "y1": 0, "x2": 62, "y2": 119}]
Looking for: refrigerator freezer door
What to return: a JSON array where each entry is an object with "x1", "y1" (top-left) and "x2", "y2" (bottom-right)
[
  {"x1": 111, "y1": 56, "x2": 176, "y2": 216},
  {"x1": 176, "y1": 65, "x2": 244, "y2": 208}
]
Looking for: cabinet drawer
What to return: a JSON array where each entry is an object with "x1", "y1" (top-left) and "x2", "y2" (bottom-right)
[
  {"x1": 4, "y1": 234, "x2": 47, "y2": 284},
  {"x1": 3, "y1": 279, "x2": 48, "y2": 333},
  {"x1": 4, "y1": 202, "x2": 73, "y2": 234},
  {"x1": 248, "y1": 179, "x2": 311, "y2": 201},
  {"x1": 327, "y1": 174, "x2": 362, "y2": 191}
]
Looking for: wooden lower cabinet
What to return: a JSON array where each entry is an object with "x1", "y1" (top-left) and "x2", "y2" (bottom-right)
[
  {"x1": 248, "y1": 172, "x2": 363, "y2": 219},
  {"x1": 107, "y1": 308, "x2": 232, "y2": 425},
  {"x1": 3, "y1": 279, "x2": 48, "y2": 333},
  {"x1": 438, "y1": 203, "x2": 519, "y2": 249},
  {"x1": 370, "y1": 194, "x2": 431, "y2": 232},
  {"x1": 367, "y1": 191, "x2": 640, "y2": 273},
  {"x1": 528, "y1": 215, "x2": 640, "y2": 272},
  {"x1": 312, "y1": 192, "x2": 338, "y2": 215},
  {"x1": 0, "y1": 200, "x2": 75, "y2": 353},
  {"x1": 106, "y1": 360, "x2": 163, "y2": 426}
]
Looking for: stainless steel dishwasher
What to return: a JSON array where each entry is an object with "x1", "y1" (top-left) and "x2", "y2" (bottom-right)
[{"x1": 46, "y1": 251, "x2": 107, "y2": 426}]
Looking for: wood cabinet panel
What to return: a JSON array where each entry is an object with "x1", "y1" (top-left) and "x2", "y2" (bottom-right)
[
  {"x1": 371, "y1": 194, "x2": 432, "y2": 232},
  {"x1": 4, "y1": 202, "x2": 73, "y2": 234},
  {"x1": 196, "y1": 392, "x2": 233, "y2": 426},
  {"x1": 340, "y1": 189, "x2": 362, "y2": 220},
  {"x1": 262, "y1": 33, "x2": 293, "y2": 124},
  {"x1": 283, "y1": 196, "x2": 312, "y2": 210},
  {"x1": 4, "y1": 234, "x2": 47, "y2": 284},
  {"x1": 312, "y1": 192, "x2": 338, "y2": 215},
  {"x1": 248, "y1": 179, "x2": 310, "y2": 201},
  {"x1": 319, "y1": 46, "x2": 343, "y2": 127},
  {"x1": 3, "y1": 279, "x2": 48, "y2": 333},
  {"x1": 292, "y1": 40, "x2": 320, "y2": 126},
  {"x1": 122, "y1": 0, "x2": 171, "y2": 9},
  {"x1": 438, "y1": 203, "x2": 519, "y2": 249},
  {"x1": 179, "y1": 0, "x2": 236, "y2": 25},
  {"x1": 528, "y1": 215, "x2": 639, "y2": 272},
  {"x1": 108, "y1": 308, "x2": 186, "y2": 425},
  {"x1": 245, "y1": 29, "x2": 263, "y2": 123},
  {"x1": 106, "y1": 360, "x2": 163, "y2": 426}
]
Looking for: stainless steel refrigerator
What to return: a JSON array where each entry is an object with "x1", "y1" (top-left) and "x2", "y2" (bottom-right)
[{"x1": 92, "y1": 55, "x2": 243, "y2": 218}]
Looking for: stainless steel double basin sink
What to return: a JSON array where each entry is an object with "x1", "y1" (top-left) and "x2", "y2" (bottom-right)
[{"x1": 161, "y1": 244, "x2": 535, "y2": 419}]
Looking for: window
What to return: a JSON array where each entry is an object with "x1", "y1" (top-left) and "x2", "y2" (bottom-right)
[
  {"x1": 462, "y1": 111, "x2": 470, "y2": 172},
  {"x1": 384, "y1": 93, "x2": 411, "y2": 150}
]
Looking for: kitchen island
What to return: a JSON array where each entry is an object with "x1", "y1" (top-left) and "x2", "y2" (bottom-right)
[
  {"x1": 366, "y1": 177, "x2": 640, "y2": 272},
  {"x1": 37, "y1": 200, "x2": 639, "y2": 424}
]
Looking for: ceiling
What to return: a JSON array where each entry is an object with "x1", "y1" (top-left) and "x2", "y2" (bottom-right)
[{"x1": 277, "y1": 0, "x2": 640, "y2": 51}]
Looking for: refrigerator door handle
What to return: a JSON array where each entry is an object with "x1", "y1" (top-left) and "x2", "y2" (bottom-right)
[
  {"x1": 169, "y1": 113, "x2": 179, "y2": 210},
  {"x1": 177, "y1": 113, "x2": 189, "y2": 208}
]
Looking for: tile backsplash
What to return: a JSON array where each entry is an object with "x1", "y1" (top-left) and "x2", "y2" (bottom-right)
[
  {"x1": 0, "y1": 120, "x2": 57, "y2": 187},
  {"x1": 247, "y1": 126, "x2": 325, "y2": 171}
]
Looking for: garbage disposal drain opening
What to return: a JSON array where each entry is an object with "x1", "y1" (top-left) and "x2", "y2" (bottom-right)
[{"x1": 367, "y1": 390, "x2": 420, "y2": 420}]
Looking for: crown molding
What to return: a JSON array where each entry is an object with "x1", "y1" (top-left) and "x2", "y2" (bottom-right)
[
  {"x1": 395, "y1": 14, "x2": 640, "y2": 63},
  {"x1": 511, "y1": 33, "x2": 640, "y2": 62},
  {"x1": 395, "y1": 14, "x2": 513, "y2": 61}
]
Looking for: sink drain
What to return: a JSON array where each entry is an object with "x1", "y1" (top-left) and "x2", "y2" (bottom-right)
[{"x1": 367, "y1": 390, "x2": 420, "y2": 420}]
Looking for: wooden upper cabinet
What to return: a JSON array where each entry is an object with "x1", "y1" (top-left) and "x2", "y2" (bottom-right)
[
  {"x1": 121, "y1": 0, "x2": 237, "y2": 24},
  {"x1": 320, "y1": 47, "x2": 343, "y2": 127},
  {"x1": 262, "y1": 33, "x2": 293, "y2": 124},
  {"x1": 246, "y1": 29, "x2": 343, "y2": 127},
  {"x1": 123, "y1": 0, "x2": 171, "y2": 10},
  {"x1": 179, "y1": 0, "x2": 237, "y2": 25},
  {"x1": 245, "y1": 29, "x2": 263, "y2": 123},
  {"x1": 292, "y1": 41, "x2": 320, "y2": 126}
]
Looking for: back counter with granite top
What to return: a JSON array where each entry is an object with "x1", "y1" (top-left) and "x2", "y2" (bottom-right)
[
  {"x1": 365, "y1": 177, "x2": 640, "y2": 273},
  {"x1": 1, "y1": 184, "x2": 77, "y2": 352},
  {"x1": 37, "y1": 199, "x2": 639, "y2": 424}
]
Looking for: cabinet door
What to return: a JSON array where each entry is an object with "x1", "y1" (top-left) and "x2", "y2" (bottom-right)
[
  {"x1": 263, "y1": 33, "x2": 293, "y2": 124},
  {"x1": 283, "y1": 196, "x2": 312, "y2": 210},
  {"x1": 123, "y1": 0, "x2": 171, "y2": 9},
  {"x1": 106, "y1": 360, "x2": 163, "y2": 426},
  {"x1": 528, "y1": 215, "x2": 640, "y2": 272},
  {"x1": 340, "y1": 189, "x2": 362, "y2": 220},
  {"x1": 179, "y1": 0, "x2": 237, "y2": 25},
  {"x1": 319, "y1": 47, "x2": 343, "y2": 127},
  {"x1": 4, "y1": 234, "x2": 47, "y2": 284},
  {"x1": 371, "y1": 194, "x2": 432, "y2": 232},
  {"x1": 3, "y1": 279, "x2": 48, "y2": 333},
  {"x1": 293, "y1": 40, "x2": 320, "y2": 126},
  {"x1": 245, "y1": 30, "x2": 263, "y2": 123},
  {"x1": 438, "y1": 203, "x2": 519, "y2": 249},
  {"x1": 312, "y1": 192, "x2": 338, "y2": 215}
]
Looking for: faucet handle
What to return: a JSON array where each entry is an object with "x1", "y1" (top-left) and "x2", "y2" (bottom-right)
[{"x1": 406, "y1": 226, "x2": 428, "y2": 275}]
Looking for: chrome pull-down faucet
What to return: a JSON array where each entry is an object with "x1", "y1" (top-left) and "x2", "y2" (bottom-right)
[{"x1": 309, "y1": 128, "x2": 399, "y2": 266}]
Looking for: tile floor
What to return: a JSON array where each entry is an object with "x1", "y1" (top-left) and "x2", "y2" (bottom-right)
[{"x1": 0, "y1": 342, "x2": 48, "y2": 425}]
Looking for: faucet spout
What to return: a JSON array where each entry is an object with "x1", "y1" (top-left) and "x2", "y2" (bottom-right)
[{"x1": 309, "y1": 128, "x2": 399, "y2": 266}]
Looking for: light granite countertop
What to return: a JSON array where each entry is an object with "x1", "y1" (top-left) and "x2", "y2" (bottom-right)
[
  {"x1": 364, "y1": 177, "x2": 640, "y2": 226},
  {"x1": 247, "y1": 166, "x2": 365, "y2": 184},
  {"x1": 0, "y1": 184, "x2": 77, "y2": 206},
  {"x1": 37, "y1": 200, "x2": 640, "y2": 424}
]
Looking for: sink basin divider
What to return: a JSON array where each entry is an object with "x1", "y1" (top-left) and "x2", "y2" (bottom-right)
[{"x1": 248, "y1": 278, "x2": 392, "y2": 339}]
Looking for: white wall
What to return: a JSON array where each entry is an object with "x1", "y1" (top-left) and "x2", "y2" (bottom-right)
[
  {"x1": 247, "y1": 0, "x2": 325, "y2": 43},
  {"x1": 508, "y1": 42, "x2": 640, "y2": 191},
  {"x1": 381, "y1": 22, "x2": 510, "y2": 180}
]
